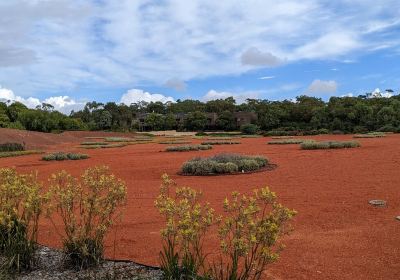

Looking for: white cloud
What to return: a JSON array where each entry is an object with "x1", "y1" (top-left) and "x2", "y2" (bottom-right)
[
  {"x1": 307, "y1": 80, "x2": 338, "y2": 93},
  {"x1": 0, "y1": 0, "x2": 400, "y2": 97},
  {"x1": 367, "y1": 88, "x2": 394, "y2": 98},
  {"x1": 164, "y1": 78, "x2": 187, "y2": 91},
  {"x1": 202, "y1": 89, "x2": 260, "y2": 104},
  {"x1": 259, "y1": 76, "x2": 275, "y2": 80},
  {"x1": 120, "y1": 89, "x2": 174, "y2": 104},
  {"x1": 241, "y1": 48, "x2": 284, "y2": 67},
  {"x1": 0, "y1": 85, "x2": 84, "y2": 114}
]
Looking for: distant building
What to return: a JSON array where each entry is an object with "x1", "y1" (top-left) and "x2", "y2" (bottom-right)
[{"x1": 234, "y1": 112, "x2": 258, "y2": 127}]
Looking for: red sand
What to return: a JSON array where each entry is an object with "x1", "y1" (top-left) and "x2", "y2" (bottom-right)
[{"x1": 0, "y1": 129, "x2": 399, "y2": 279}]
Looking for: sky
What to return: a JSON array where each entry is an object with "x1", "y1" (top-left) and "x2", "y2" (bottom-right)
[{"x1": 0, "y1": 0, "x2": 400, "y2": 114}]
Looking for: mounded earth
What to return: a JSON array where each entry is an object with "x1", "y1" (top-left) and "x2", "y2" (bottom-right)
[{"x1": 1, "y1": 128, "x2": 400, "y2": 280}]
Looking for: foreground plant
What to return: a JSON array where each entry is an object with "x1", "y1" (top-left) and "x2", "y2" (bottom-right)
[
  {"x1": 155, "y1": 175, "x2": 296, "y2": 280},
  {"x1": 0, "y1": 168, "x2": 45, "y2": 272},
  {"x1": 155, "y1": 174, "x2": 215, "y2": 279},
  {"x1": 48, "y1": 166, "x2": 126, "y2": 269}
]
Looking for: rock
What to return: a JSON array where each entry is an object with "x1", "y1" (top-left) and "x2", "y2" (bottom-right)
[
  {"x1": 368, "y1": 199, "x2": 386, "y2": 207},
  {"x1": 396, "y1": 216, "x2": 400, "y2": 221}
]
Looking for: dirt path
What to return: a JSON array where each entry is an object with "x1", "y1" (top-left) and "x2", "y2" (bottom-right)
[{"x1": 0, "y1": 131, "x2": 399, "y2": 279}]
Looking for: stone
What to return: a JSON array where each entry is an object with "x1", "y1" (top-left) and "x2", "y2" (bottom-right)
[{"x1": 368, "y1": 199, "x2": 386, "y2": 207}]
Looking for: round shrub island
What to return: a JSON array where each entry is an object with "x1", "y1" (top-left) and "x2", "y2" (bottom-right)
[{"x1": 181, "y1": 153, "x2": 269, "y2": 175}]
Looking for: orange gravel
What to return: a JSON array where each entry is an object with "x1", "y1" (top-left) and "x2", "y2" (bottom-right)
[{"x1": 0, "y1": 130, "x2": 399, "y2": 279}]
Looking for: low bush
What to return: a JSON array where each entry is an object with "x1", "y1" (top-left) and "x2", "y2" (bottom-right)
[
  {"x1": 0, "y1": 142, "x2": 25, "y2": 152},
  {"x1": 268, "y1": 139, "x2": 315, "y2": 145},
  {"x1": 155, "y1": 174, "x2": 296, "y2": 280},
  {"x1": 240, "y1": 124, "x2": 259, "y2": 135},
  {"x1": 166, "y1": 145, "x2": 212, "y2": 152},
  {"x1": 48, "y1": 166, "x2": 126, "y2": 269},
  {"x1": 181, "y1": 153, "x2": 268, "y2": 175},
  {"x1": 0, "y1": 168, "x2": 45, "y2": 272},
  {"x1": 200, "y1": 141, "x2": 241, "y2": 145},
  {"x1": 0, "y1": 150, "x2": 43, "y2": 158},
  {"x1": 300, "y1": 140, "x2": 360, "y2": 150},
  {"x1": 354, "y1": 132, "x2": 386, "y2": 138},
  {"x1": 42, "y1": 152, "x2": 89, "y2": 161}
]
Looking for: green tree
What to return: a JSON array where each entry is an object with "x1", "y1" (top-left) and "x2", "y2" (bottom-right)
[{"x1": 184, "y1": 111, "x2": 207, "y2": 131}]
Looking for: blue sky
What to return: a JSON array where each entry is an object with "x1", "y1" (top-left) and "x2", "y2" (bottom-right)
[{"x1": 0, "y1": 0, "x2": 400, "y2": 113}]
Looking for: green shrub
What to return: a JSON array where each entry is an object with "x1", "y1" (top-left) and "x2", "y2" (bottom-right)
[
  {"x1": 181, "y1": 153, "x2": 268, "y2": 175},
  {"x1": 166, "y1": 145, "x2": 212, "y2": 152},
  {"x1": 200, "y1": 141, "x2": 240, "y2": 145},
  {"x1": 0, "y1": 143, "x2": 25, "y2": 152},
  {"x1": 48, "y1": 166, "x2": 126, "y2": 269},
  {"x1": 268, "y1": 139, "x2": 315, "y2": 145},
  {"x1": 214, "y1": 162, "x2": 239, "y2": 174},
  {"x1": 42, "y1": 152, "x2": 89, "y2": 161},
  {"x1": 300, "y1": 141, "x2": 360, "y2": 150},
  {"x1": 240, "y1": 134, "x2": 263, "y2": 138},
  {"x1": 240, "y1": 124, "x2": 259, "y2": 135}
]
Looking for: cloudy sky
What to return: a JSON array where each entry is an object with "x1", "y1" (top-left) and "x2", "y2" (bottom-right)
[{"x1": 0, "y1": 0, "x2": 400, "y2": 113}]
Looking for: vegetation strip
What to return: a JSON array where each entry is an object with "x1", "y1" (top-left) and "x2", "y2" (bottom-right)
[
  {"x1": 268, "y1": 139, "x2": 315, "y2": 145},
  {"x1": 200, "y1": 141, "x2": 241, "y2": 145},
  {"x1": 0, "y1": 150, "x2": 43, "y2": 158},
  {"x1": 300, "y1": 140, "x2": 361, "y2": 150},
  {"x1": 165, "y1": 145, "x2": 212, "y2": 152},
  {"x1": 42, "y1": 152, "x2": 89, "y2": 161}
]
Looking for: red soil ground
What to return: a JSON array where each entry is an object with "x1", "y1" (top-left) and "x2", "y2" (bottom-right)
[{"x1": 0, "y1": 129, "x2": 399, "y2": 279}]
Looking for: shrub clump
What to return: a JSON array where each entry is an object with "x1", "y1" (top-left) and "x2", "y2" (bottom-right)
[
  {"x1": 240, "y1": 123, "x2": 259, "y2": 135},
  {"x1": 0, "y1": 168, "x2": 45, "y2": 272},
  {"x1": 0, "y1": 142, "x2": 25, "y2": 152},
  {"x1": 181, "y1": 153, "x2": 268, "y2": 175},
  {"x1": 166, "y1": 145, "x2": 212, "y2": 152},
  {"x1": 155, "y1": 174, "x2": 296, "y2": 280},
  {"x1": 42, "y1": 152, "x2": 89, "y2": 161},
  {"x1": 48, "y1": 166, "x2": 126, "y2": 269},
  {"x1": 300, "y1": 140, "x2": 361, "y2": 150},
  {"x1": 200, "y1": 141, "x2": 241, "y2": 145},
  {"x1": 268, "y1": 139, "x2": 315, "y2": 145}
]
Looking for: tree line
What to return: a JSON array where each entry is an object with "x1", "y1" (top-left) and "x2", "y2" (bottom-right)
[{"x1": 1, "y1": 93, "x2": 400, "y2": 133}]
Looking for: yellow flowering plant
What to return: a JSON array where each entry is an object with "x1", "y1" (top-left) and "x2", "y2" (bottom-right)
[
  {"x1": 211, "y1": 189, "x2": 296, "y2": 280},
  {"x1": 48, "y1": 166, "x2": 126, "y2": 269},
  {"x1": 155, "y1": 175, "x2": 296, "y2": 280},
  {"x1": 155, "y1": 174, "x2": 215, "y2": 279},
  {"x1": 0, "y1": 168, "x2": 46, "y2": 272}
]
